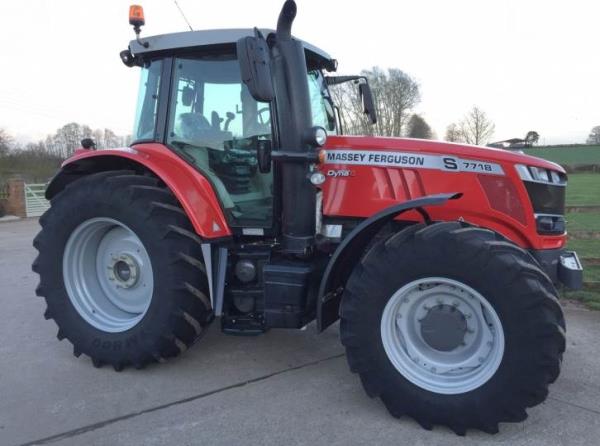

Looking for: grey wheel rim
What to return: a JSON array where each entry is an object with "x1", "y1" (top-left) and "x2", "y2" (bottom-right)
[
  {"x1": 63, "y1": 217, "x2": 154, "y2": 333},
  {"x1": 380, "y1": 277, "x2": 504, "y2": 395}
]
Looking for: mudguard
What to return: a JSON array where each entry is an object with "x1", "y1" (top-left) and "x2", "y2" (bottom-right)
[
  {"x1": 45, "y1": 143, "x2": 232, "y2": 239},
  {"x1": 317, "y1": 192, "x2": 462, "y2": 332}
]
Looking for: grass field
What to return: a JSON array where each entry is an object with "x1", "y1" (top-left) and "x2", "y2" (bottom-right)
[
  {"x1": 566, "y1": 173, "x2": 600, "y2": 206},
  {"x1": 560, "y1": 173, "x2": 600, "y2": 309},
  {"x1": 522, "y1": 145, "x2": 600, "y2": 166},
  {"x1": 567, "y1": 239, "x2": 600, "y2": 258},
  {"x1": 566, "y1": 213, "x2": 600, "y2": 232}
]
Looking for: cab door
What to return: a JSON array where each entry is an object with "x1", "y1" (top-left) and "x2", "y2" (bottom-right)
[{"x1": 165, "y1": 55, "x2": 275, "y2": 231}]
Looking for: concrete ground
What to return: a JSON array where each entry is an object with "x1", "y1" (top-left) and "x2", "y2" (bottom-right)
[{"x1": 1, "y1": 218, "x2": 600, "y2": 446}]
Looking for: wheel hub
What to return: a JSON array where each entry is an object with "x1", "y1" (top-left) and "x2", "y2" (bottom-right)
[
  {"x1": 420, "y1": 304, "x2": 467, "y2": 352},
  {"x1": 108, "y1": 254, "x2": 140, "y2": 289}
]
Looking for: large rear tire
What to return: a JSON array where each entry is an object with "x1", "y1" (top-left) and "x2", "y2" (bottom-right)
[
  {"x1": 340, "y1": 222, "x2": 565, "y2": 434},
  {"x1": 33, "y1": 171, "x2": 213, "y2": 370}
]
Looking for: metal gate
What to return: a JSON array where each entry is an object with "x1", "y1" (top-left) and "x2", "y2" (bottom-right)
[{"x1": 25, "y1": 183, "x2": 50, "y2": 217}]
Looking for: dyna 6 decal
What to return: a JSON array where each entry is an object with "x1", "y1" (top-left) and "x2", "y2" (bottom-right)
[{"x1": 324, "y1": 149, "x2": 504, "y2": 175}]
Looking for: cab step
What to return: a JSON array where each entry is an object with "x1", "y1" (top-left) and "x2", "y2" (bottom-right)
[{"x1": 221, "y1": 314, "x2": 267, "y2": 336}]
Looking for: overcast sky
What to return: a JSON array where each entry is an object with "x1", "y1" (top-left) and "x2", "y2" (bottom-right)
[{"x1": 0, "y1": 0, "x2": 598, "y2": 145}]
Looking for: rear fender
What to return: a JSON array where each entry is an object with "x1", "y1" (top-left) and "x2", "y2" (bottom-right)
[
  {"x1": 46, "y1": 143, "x2": 232, "y2": 239},
  {"x1": 317, "y1": 192, "x2": 462, "y2": 332}
]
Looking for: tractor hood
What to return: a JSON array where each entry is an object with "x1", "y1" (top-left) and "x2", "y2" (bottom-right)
[{"x1": 324, "y1": 135, "x2": 565, "y2": 173}]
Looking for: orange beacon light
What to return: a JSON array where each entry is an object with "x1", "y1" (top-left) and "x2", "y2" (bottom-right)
[{"x1": 129, "y1": 5, "x2": 145, "y2": 28}]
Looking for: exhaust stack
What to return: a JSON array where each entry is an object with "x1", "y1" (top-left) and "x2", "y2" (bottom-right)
[
  {"x1": 276, "y1": 0, "x2": 297, "y2": 41},
  {"x1": 272, "y1": 0, "x2": 316, "y2": 254}
]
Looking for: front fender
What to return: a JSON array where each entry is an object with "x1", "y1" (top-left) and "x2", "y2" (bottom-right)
[
  {"x1": 46, "y1": 143, "x2": 232, "y2": 239},
  {"x1": 317, "y1": 192, "x2": 461, "y2": 332}
]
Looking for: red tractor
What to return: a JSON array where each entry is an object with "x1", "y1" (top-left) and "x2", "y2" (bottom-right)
[{"x1": 33, "y1": 1, "x2": 582, "y2": 434}]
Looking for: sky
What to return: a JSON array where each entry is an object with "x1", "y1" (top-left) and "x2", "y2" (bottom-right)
[{"x1": 0, "y1": 0, "x2": 598, "y2": 145}]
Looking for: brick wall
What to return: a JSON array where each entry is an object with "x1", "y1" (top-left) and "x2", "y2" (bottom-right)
[{"x1": 3, "y1": 178, "x2": 26, "y2": 217}]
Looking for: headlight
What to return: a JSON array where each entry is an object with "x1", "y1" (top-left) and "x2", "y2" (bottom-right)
[
  {"x1": 515, "y1": 164, "x2": 566, "y2": 185},
  {"x1": 535, "y1": 214, "x2": 566, "y2": 235},
  {"x1": 307, "y1": 126, "x2": 327, "y2": 147},
  {"x1": 310, "y1": 172, "x2": 326, "y2": 185}
]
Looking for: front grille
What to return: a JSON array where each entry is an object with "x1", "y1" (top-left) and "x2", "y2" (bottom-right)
[{"x1": 523, "y1": 182, "x2": 566, "y2": 215}]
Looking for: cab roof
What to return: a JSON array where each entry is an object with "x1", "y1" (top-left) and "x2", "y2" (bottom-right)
[{"x1": 129, "y1": 28, "x2": 335, "y2": 69}]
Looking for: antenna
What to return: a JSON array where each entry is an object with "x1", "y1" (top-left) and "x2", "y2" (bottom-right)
[{"x1": 173, "y1": 0, "x2": 193, "y2": 31}]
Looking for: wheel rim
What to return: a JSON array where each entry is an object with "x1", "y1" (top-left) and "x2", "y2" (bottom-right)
[
  {"x1": 63, "y1": 217, "x2": 154, "y2": 333},
  {"x1": 380, "y1": 277, "x2": 504, "y2": 395}
]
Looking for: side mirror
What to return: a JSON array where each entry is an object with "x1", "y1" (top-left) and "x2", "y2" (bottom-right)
[
  {"x1": 237, "y1": 29, "x2": 274, "y2": 102},
  {"x1": 256, "y1": 139, "x2": 272, "y2": 173},
  {"x1": 359, "y1": 83, "x2": 377, "y2": 125}
]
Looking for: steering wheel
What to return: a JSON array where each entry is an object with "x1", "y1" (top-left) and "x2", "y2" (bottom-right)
[{"x1": 257, "y1": 107, "x2": 271, "y2": 127}]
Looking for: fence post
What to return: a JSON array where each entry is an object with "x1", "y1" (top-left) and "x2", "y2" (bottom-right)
[{"x1": 6, "y1": 177, "x2": 27, "y2": 218}]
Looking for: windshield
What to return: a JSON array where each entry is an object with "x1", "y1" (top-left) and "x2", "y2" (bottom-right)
[{"x1": 307, "y1": 70, "x2": 337, "y2": 134}]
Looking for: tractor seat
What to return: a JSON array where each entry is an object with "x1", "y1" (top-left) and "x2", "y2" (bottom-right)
[{"x1": 178, "y1": 113, "x2": 233, "y2": 150}]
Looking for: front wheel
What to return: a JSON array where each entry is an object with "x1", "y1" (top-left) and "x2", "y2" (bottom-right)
[{"x1": 340, "y1": 222, "x2": 565, "y2": 434}]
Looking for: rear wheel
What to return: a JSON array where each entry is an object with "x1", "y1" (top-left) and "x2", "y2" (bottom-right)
[
  {"x1": 33, "y1": 171, "x2": 213, "y2": 370},
  {"x1": 340, "y1": 222, "x2": 565, "y2": 434}
]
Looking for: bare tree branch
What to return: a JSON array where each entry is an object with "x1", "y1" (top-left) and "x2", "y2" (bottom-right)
[{"x1": 458, "y1": 106, "x2": 495, "y2": 145}]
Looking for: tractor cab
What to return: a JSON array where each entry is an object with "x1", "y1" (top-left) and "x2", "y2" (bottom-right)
[{"x1": 122, "y1": 28, "x2": 339, "y2": 230}]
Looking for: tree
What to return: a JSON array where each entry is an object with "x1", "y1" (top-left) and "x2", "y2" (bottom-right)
[
  {"x1": 458, "y1": 106, "x2": 495, "y2": 145},
  {"x1": 368, "y1": 67, "x2": 420, "y2": 137},
  {"x1": 587, "y1": 126, "x2": 600, "y2": 145},
  {"x1": 45, "y1": 122, "x2": 95, "y2": 157},
  {"x1": 525, "y1": 131, "x2": 539, "y2": 147},
  {"x1": 407, "y1": 114, "x2": 432, "y2": 139},
  {"x1": 25, "y1": 123, "x2": 129, "y2": 159},
  {"x1": 444, "y1": 123, "x2": 463, "y2": 143},
  {"x1": 330, "y1": 66, "x2": 420, "y2": 137},
  {"x1": 102, "y1": 128, "x2": 120, "y2": 149},
  {"x1": 0, "y1": 128, "x2": 13, "y2": 156},
  {"x1": 93, "y1": 129, "x2": 104, "y2": 148}
]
